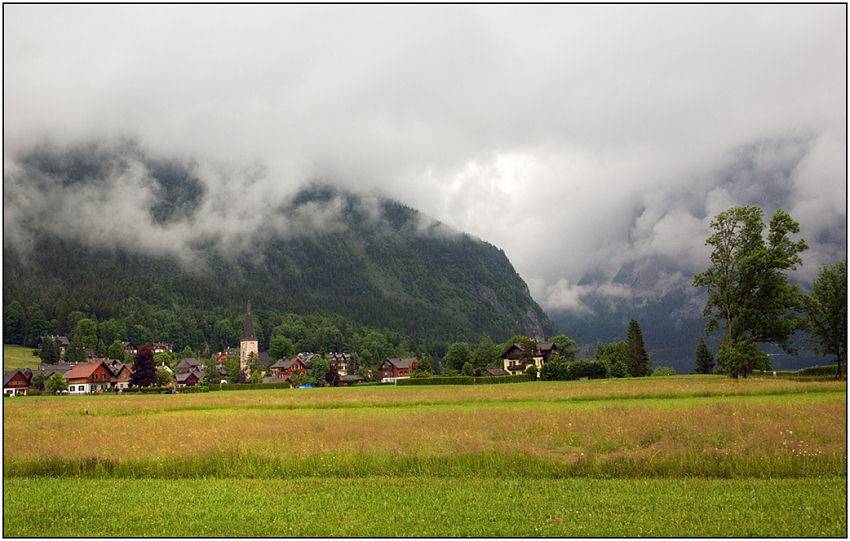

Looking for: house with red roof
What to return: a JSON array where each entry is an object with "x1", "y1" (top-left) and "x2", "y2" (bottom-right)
[{"x1": 64, "y1": 361, "x2": 113, "y2": 394}]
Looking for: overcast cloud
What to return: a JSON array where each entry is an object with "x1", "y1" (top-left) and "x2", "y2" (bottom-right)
[{"x1": 3, "y1": 5, "x2": 846, "y2": 313}]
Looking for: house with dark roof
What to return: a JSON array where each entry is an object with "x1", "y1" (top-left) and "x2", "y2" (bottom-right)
[
  {"x1": 379, "y1": 357, "x2": 418, "y2": 383},
  {"x1": 327, "y1": 352, "x2": 351, "y2": 375},
  {"x1": 4, "y1": 370, "x2": 32, "y2": 396},
  {"x1": 177, "y1": 357, "x2": 201, "y2": 373},
  {"x1": 269, "y1": 357, "x2": 308, "y2": 378},
  {"x1": 38, "y1": 335, "x2": 71, "y2": 357},
  {"x1": 501, "y1": 341, "x2": 558, "y2": 378},
  {"x1": 176, "y1": 368, "x2": 205, "y2": 387}
]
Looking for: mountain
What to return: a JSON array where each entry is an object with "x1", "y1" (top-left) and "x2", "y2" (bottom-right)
[{"x1": 3, "y1": 142, "x2": 556, "y2": 354}]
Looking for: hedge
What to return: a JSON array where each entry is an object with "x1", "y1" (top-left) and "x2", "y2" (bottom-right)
[
  {"x1": 797, "y1": 365, "x2": 841, "y2": 376},
  {"x1": 397, "y1": 374, "x2": 531, "y2": 386},
  {"x1": 210, "y1": 382, "x2": 294, "y2": 392}
]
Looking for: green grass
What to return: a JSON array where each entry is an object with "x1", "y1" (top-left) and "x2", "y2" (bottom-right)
[
  {"x1": 3, "y1": 344, "x2": 40, "y2": 371},
  {"x1": 4, "y1": 477, "x2": 845, "y2": 537}
]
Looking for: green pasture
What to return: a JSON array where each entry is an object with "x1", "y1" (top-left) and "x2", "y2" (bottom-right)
[
  {"x1": 4, "y1": 477, "x2": 845, "y2": 537},
  {"x1": 3, "y1": 376, "x2": 846, "y2": 537},
  {"x1": 3, "y1": 344, "x2": 39, "y2": 371}
]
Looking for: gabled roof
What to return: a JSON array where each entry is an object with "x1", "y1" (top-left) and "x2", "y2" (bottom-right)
[
  {"x1": 381, "y1": 357, "x2": 418, "y2": 369},
  {"x1": 242, "y1": 302, "x2": 256, "y2": 341},
  {"x1": 271, "y1": 357, "x2": 306, "y2": 370},
  {"x1": 177, "y1": 357, "x2": 201, "y2": 372},
  {"x1": 63, "y1": 361, "x2": 109, "y2": 380},
  {"x1": 487, "y1": 368, "x2": 511, "y2": 377},
  {"x1": 4, "y1": 370, "x2": 31, "y2": 387}
]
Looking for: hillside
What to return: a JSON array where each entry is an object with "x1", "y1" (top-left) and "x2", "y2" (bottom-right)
[{"x1": 3, "y1": 144, "x2": 556, "y2": 354}]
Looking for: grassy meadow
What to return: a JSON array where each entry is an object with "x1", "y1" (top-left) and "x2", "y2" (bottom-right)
[
  {"x1": 4, "y1": 376, "x2": 847, "y2": 536},
  {"x1": 3, "y1": 344, "x2": 40, "y2": 371}
]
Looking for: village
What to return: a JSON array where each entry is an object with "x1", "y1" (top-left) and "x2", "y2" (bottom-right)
[{"x1": 4, "y1": 303, "x2": 558, "y2": 397}]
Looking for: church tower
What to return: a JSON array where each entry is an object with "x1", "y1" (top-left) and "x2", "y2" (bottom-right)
[{"x1": 240, "y1": 302, "x2": 259, "y2": 378}]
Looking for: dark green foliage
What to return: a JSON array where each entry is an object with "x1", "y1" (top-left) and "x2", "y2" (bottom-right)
[
  {"x1": 595, "y1": 340, "x2": 627, "y2": 365},
  {"x1": 39, "y1": 336, "x2": 60, "y2": 364},
  {"x1": 796, "y1": 365, "x2": 841, "y2": 376},
  {"x1": 524, "y1": 364, "x2": 538, "y2": 379},
  {"x1": 223, "y1": 358, "x2": 241, "y2": 384},
  {"x1": 695, "y1": 337, "x2": 715, "y2": 374},
  {"x1": 625, "y1": 319, "x2": 651, "y2": 377},
  {"x1": 549, "y1": 334, "x2": 579, "y2": 361},
  {"x1": 803, "y1": 261, "x2": 847, "y2": 379},
  {"x1": 565, "y1": 359, "x2": 610, "y2": 380},
  {"x1": 444, "y1": 342, "x2": 472, "y2": 372},
  {"x1": 461, "y1": 362, "x2": 474, "y2": 376},
  {"x1": 540, "y1": 354, "x2": 569, "y2": 381},
  {"x1": 131, "y1": 344, "x2": 157, "y2": 387},
  {"x1": 472, "y1": 333, "x2": 499, "y2": 369},
  {"x1": 268, "y1": 335, "x2": 294, "y2": 361},
  {"x1": 610, "y1": 359, "x2": 628, "y2": 378},
  {"x1": 717, "y1": 337, "x2": 770, "y2": 378},
  {"x1": 4, "y1": 301, "x2": 26, "y2": 344},
  {"x1": 65, "y1": 340, "x2": 87, "y2": 364},
  {"x1": 30, "y1": 371, "x2": 47, "y2": 390},
  {"x1": 44, "y1": 373, "x2": 67, "y2": 393},
  {"x1": 651, "y1": 366, "x2": 676, "y2": 376},
  {"x1": 24, "y1": 306, "x2": 51, "y2": 347}
]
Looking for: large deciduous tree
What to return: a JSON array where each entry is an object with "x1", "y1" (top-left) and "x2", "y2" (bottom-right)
[
  {"x1": 692, "y1": 206, "x2": 808, "y2": 377},
  {"x1": 131, "y1": 344, "x2": 157, "y2": 387},
  {"x1": 803, "y1": 261, "x2": 847, "y2": 379}
]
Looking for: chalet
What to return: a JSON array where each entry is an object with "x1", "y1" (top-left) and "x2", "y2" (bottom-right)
[
  {"x1": 379, "y1": 357, "x2": 418, "y2": 383},
  {"x1": 64, "y1": 361, "x2": 114, "y2": 394},
  {"x1": 124, "y1": 342, "x2": 138, "y2": 355},
  {"x1": 269, "y1": 357, "x2": 308, "y2": 378},
  {"x1": 501, "y1": 341, "x2": 558, "y2": 378},
  {"x1": 327, "y1": 352, "x2": 351, "y2": 375},
  {"x1": 177, "y1": 357, "x2": 201, "y2": 373},
  {"x1": 38, "y1": 335, "x2": 71, "y2": 356},
  {"x1": 176, "y1": 368, "x2": 204, "y2": 387},
  {"x1": 111, "y1": 364, "x2": 133, "y2": 390},
  {"x1": 4, "y1": 370, "x2": 32, "y2": 397},
  {"x1": 152, "y1": 343, "x2": 173, "y2": 354}
]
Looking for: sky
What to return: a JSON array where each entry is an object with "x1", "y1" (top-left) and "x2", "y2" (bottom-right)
[{"x1": 3, "y1": 4, "x2": 846, "y2": 314}]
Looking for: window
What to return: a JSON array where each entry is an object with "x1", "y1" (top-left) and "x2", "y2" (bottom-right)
[{"x1": 69, "y1": 386, "x2": 75, "y2": 392}]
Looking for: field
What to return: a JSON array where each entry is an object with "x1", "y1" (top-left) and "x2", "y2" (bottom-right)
[
  {"x1": 4, "y1": 376, "x2": 846, "y2": 537},
  {"x1": 3, "y1": 344, "x2": 40, "y2": 371}
]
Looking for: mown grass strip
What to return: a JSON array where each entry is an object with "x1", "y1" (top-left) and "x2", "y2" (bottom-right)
[
  {"x1": 5, "y1": 448, "x2": 845, "y2": 480},
  {"x1": 4, "y1": 476, "x2": 845, "y2": 537}
]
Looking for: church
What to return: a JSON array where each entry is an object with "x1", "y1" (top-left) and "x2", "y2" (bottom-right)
[{"x1": 240, "y1": 302, "x2": 259, "y2": 379}]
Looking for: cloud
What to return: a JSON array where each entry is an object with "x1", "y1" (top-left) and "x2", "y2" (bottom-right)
[{"x1": 3, "y1": 5, "x2": 845, "y2": 313}]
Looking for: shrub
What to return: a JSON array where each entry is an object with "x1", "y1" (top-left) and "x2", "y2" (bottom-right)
[
  {"x1": 178, "y1": 385, "x2": 209, "y2": 393},
  {"x1": 651, "y1": 366, "x2": 677, "y2": 376},
  {"x1": 797, "y1": 365, "x2": 840, "y2": 377},
  {"x1": 566, "y1": 359, "x2": 610, "y2": 380},
  {"x1": 525, "y1": 365, "x2": 538, "y2": 379}
]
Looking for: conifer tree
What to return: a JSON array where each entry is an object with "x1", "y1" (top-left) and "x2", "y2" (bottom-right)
[
  {"x1": 625, "y1": 318, "x2": 651, "y2": 377},
  {"x1": 695, "y1": 336, "x2": 714, "y2": 374},
  {"x1": 39, "y1": 336, "x2": 60, "y2": 364}
]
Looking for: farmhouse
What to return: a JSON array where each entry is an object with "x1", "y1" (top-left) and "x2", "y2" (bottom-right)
[
  {"x1": 501, "y1": 341, "x2": 558, "y2": 377},
  {"x1": 269, "y1": 356, "x2": 309, "y2": 378},
  {"x1": 4, "y1": 369, "x2": 31, "y2": 396},
  {"x1": 379, "y1": 357, "x2": 418, "y2": 383},
  {"x1": 64, "y1": 361, "x2": 114, "y2": 394}
]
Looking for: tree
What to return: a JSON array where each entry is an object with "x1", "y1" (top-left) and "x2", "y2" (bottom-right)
[
  {"x1": 25, "y1": 305, "x2": 51, "y2": 347},
  {"x1": 444, "y1": 342, "x2": 472, "y2": 372},
  {"x1": 412, "y1": 354, "x2": 433, "y2": 377},
  {"x1": 461, "y1": 361, "x2": 475, "y2": 376},
  {"x1": 45, "y1": 372, "x2": 68, "y2": 393},
  {"x1": 310, "y1": 356, "x2": 327, "y2": 386},
  {"x1": 107, "y1": 340, "x2": 126, "y2": 361},
  {"x1": 695, "y1": 337, "x2": 715, "y2": 374},
  {"x1": 549, "y1": 334, "x2": 579, "y2": 361},
  {"x1": 30, "y1": 371, "x2": 47, "y2": 390},
  {"x1": 39, "y1": 336, "x2": 60, "y2": 364},
  {"x1": 540, "y1": 354, "x2": 569, "y2": 381},
  {"x1": 74, "y1": 318, "x2": 99, "y2": 350},
  {"x1": 803, "y1": 261, "x2": 847, "y2": 379},
  {"x1": 4, "y1": 301, "x2": 26, "y2": 344},
  {"x1": 595, "y1": 340, "x2": 628, "y2": 366},
  {"x1": 65, "y1": 340, "x2": 87, "y2": 364},
  {"x1": 155, "y1": 366, "x2": 173, "y2": 387},
  {"x1": 692, "y1": 206, "x2": 808, "y2": 377},
  {"x1": 717, "y1": 336, "x2": 769, "y2": 378},
  {"x1": 269, "y1": 335, "x2": 294, "y2": 361},
  {"x1": 131, "y1": 344, "x2": 157, "y2": 387},
  {"x1": 223, "y1": 357, "x2": 242, "y2": 384},
  {"x1": 472, "y1": 334, "x2": 499, "y2": 369},
  {"x1": 625, "y1": 319, "x2": 651, "y2": 377}
]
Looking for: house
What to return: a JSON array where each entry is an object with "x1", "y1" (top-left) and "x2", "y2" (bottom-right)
[
  {"x1": 379, "y1": 357, "x2": 418, "y2": 383},
  {"x1": 111, "y1": 364, "x2": 133, "y2": 390},
  {"x1": 339, "y1": 374, "x2": 364, "y2": 386},
  {"x1": 269, "y1": 357, "x2": 308, "y2": 378},
  {"x1": 152, "y1": 343, "x2": 173, "y2": 354},
  {"x1": 501, "y1": 341, "x2": 558, "y2": 378},
  {"x1": 327, "y1": 352, "x2": 351, "y2": 375},
  {"x1": 176, "y1": 357, "x2": 201, "y2": 373},
  {"x1": 176, "y1": 368, "x2": 204, "y2": 387},
  {"x1": 4, "y1": 370, "x2": 32, "y2": 396},
  {"x1": 63, "y1": 361, "x2": 114, "y2": 394},
  {"x1": 124, "y1": 342, "x2": 138, "y2": 355},
  {"x1": 38, "y1": 335, "x2": 71, "y2": 356},
  {"x1": 486, "y1": 368, "x2": 511, "y2": 377}
]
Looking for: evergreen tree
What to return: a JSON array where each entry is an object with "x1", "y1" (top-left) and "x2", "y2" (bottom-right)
[
  {"x1": 39, "y1": 336, "x2": 60, "y2": 364},
  {"x1": 695, "y1": 337, "x2": 715, "y2": 374},
  {"x1": 25, "y1": 305, "x2": 51, "y2": 347},
  {"x1": 131, "y1": 344, "x2": 157, "y2": 387},
  {"x1": 625, "y1": 318, "x2": 651, "y2": 377},
  {"x1": 65, "y1": 340, "x2": 87, "y2": 364},
  {"x1": 472, "y1": 333, "x2": 499, "y2": 369},
  {"x1": 4, "y1": 301, "x2": 26, "y2": 344}
]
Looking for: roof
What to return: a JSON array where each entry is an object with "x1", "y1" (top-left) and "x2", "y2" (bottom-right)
[
  {"x1": 63, "y1": 361, "x2": 109, "y2": 380},
  {"x1": 340, "y1": 374, "x2": 364, "y2": 382},
  {"x1": 271, "y1": 357, "x2": 305, "y2": 370},
  {"x1": 4, "y1": 370, "x2": 31, "y2": 387},
  {"x1": 176, "y1": 369, "x2": 204, "y2": 383},
  {"x1": 487, "y1": 368, "x2": 511, "y2": 377},
  {"x1": 382, "y1": 357, "x2": 418, "y2": 369},
  {"x1": 177, "y1": 357, "x2": 201, "y2": 371},
  {"x1": 242, "y1": 302, "x2": 256, "y2": 341}
]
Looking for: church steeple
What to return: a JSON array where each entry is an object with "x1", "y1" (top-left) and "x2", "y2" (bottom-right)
[
  {"x1": 239, "y1": 302, "x2": 259, "y2": 380},
  {"x1": 242, "y1": 301, "x2": 256, "y2": 341}
]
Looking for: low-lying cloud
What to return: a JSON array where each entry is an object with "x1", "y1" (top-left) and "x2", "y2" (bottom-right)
[{"x1": 4, "y1": 5, "x2": 845, "y2": 314}]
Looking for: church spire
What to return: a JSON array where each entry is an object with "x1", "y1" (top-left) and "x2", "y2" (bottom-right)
[{"x1": 242, "y1": 302, "x2": 256, "y2": 341}]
